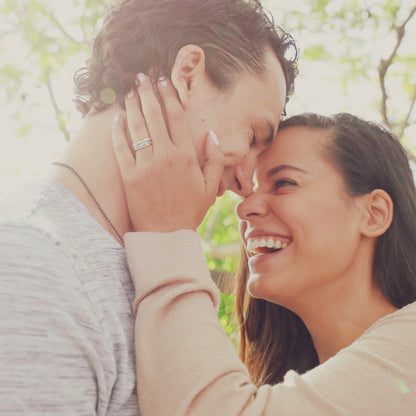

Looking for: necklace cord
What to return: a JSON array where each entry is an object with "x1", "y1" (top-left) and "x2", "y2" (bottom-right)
[{"x1": 53, "y1": 162, "x2": 124, "y2": 245}]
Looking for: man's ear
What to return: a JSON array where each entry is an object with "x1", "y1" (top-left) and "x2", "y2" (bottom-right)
[
  {"x1": 170, "y1": 45, "x2": 206, "y2": 108},
  {"x1": 360, "y1": 189, "x2": 393, "y2": 238}
]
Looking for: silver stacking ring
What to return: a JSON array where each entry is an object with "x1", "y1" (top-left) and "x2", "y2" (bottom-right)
[{"x1": 133, "y1": 137, "x2": 153, "y2": 151}]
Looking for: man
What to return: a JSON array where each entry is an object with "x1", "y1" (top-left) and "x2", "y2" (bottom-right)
[{"x1": 0, "y1": 0, "x2": 297, "y2": 414}]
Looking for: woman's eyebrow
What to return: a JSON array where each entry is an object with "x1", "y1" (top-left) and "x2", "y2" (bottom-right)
[{"x1": 266, "y1": 164, "x2": 308, "y2": 177}]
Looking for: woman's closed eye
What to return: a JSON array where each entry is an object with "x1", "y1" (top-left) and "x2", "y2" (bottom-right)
[
  {"x1": 272, "y1": 178, "x2": 297, "y2": 191},
  {"x1": 250, "y1": 134, "x2": 258, "y2": 148}
]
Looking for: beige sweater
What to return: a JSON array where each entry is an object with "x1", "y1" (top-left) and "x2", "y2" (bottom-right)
[{"x1": 125, "y1": 230, "x2": 416, "y2": 416}]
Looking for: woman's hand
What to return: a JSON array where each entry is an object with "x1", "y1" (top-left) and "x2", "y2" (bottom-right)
[{"x1": 112, "y1": 74, "x2": 225, "y2": 233}]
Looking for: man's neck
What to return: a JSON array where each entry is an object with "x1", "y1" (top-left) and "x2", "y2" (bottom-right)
[{"x1": 48, "y1": 107, "x2": 132, "y2": 246}]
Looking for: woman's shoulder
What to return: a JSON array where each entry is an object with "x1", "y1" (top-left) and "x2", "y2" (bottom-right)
[
  {"x1": 342, "y1": 300, "x2": 416, "y2": 368},
  {"x1": 288, "y1": 301, "x2": 416, "y2": 414},
  {"x1": 364, "y1": 300, "x2": 416, "y2": 336}
]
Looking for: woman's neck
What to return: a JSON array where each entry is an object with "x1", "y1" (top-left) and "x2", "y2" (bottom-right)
[{"x1": 298, "y1": 284, "x2": 397, "y2": 363}]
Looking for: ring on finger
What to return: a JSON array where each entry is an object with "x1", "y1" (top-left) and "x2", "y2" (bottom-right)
[{"x1": 133, "y1": 137, "x2": 153, "y2": 151}]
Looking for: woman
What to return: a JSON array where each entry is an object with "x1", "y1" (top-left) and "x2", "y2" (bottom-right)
[
  {"x1": 235, "y1": 112, "x2": 416, "y2": 386},
  {"x1": 113, "y1": 79, "x2": 416, "y2": 415}
]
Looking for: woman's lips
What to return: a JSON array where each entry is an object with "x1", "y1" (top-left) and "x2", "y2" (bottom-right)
[
  {"x1": 246, "y1": 236, "x2": 289, "y2": 253},
  {"x1": 245, "y1": 235, "x2": 292, "y2": 267},
  {"x1": 248, "y1": 246, "x2": 287, "y2": 266}
]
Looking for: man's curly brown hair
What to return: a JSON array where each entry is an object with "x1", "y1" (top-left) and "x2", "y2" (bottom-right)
[{"x1": 73, "y1": 0, "x2": 298, "y2": 116}]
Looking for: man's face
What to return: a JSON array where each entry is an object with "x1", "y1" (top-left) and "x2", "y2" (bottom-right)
[{"x1": 182, "y1": 49, "x2": 287, "y2": 197}]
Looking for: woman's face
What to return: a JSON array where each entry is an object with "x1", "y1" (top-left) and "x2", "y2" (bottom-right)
[{"x1": 236, "y1": 126, "x2": 366, "y2": 310}]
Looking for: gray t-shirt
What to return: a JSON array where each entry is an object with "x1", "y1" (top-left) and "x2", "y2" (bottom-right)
[{"x1": 0, "y1": 180, "x2": 140, "y2": 415}]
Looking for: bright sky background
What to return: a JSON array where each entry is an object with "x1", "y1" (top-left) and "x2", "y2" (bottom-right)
[{"x1": 0, "y1": 0, "x2": 415, "y2": 193}]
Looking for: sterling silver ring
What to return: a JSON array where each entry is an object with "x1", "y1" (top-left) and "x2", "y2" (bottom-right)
[{"x1": 133, "y1": 137, "x2": 152, "y2": 151}]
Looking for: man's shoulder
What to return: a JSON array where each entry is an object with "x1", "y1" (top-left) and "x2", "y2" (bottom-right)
[
  {"x1": 0, "y1": 179, "x2": 103, "y2": 251},
  {"x1": 0, "y1": 181, "x2": 87, "y2": 291},
  {"x1": 0, "y1": 200, "x2": 99, "y2": 333},
  {"x1": 1, "y1": 179, "x2": 72, "y2": 227},
  {"x1": 0, "y1": 219, "x2": 81, "y2": 301},
  {"x1": 0, "y1": 182, "x2": 67, "y2": 255}
]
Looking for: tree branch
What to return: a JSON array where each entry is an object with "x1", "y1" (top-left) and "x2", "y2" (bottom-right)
[
  {"x1": 378, "y1": 6, "x2": 416, "y2": 127},
  {"x1": 43, "y1": 11, "x2": 90, "y2": 45},
  {"x1": 402, "y1": 6, "x2": 416, "y2": 27},
  {"x1": 398, "y1": 84, "x2": 416, "y2": 141},
  {"x1": 45, "y1": 70, "x2": 71, "y2": 142}
]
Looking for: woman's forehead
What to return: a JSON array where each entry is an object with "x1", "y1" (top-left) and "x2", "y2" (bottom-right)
[{"x1": 258, "y1": 126, "x2": 331, "y2": 169}]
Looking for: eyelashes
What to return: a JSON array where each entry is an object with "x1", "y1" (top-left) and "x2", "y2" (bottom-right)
[{"x1": 272, "y1": 178, "x2": 297, "y2": 191}]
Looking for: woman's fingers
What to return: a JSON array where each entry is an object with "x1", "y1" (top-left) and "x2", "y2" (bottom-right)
[
  {"x1": 157, "y1": 77, "x2": 191, "y2": 148},
  {"x1": 203, "y1": 131, "x2": 225, "y2": 199},
  {"x1": 124, "y1": 88, "x2": 153, "y2": 162},
  {"x1": 136, "y1": 73, "x2": 172, "y2": 151}
]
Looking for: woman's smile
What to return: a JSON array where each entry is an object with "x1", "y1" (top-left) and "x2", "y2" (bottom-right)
[{"x1": 246, "y1": 234, "x2": 292, "y2": 267}]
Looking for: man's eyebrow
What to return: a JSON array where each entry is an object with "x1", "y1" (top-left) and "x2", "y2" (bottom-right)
[{"x1": 266, "y1": 164, "x2": 308, "y2": 177}]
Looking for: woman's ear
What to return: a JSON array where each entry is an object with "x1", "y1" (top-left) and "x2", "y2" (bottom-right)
[
  {"x1": 170, "y1": 44, "x2": 206, "y2": 108},
  {"x1": 360, "y1": 189, "x2": 393, "y2": 238}
]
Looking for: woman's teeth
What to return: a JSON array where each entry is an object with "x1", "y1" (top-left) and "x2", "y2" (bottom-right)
[{"x1": 247, "y1": 237, "x2": 288, "y2": 254}]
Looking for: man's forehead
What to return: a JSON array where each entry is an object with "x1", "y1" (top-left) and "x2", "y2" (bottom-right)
[
  {"x1": 263, "y1": 49, "x2": 287, "y2": 104},
  {"x1": 255, "y1": 63, "x2": 286, "y2": 140}
]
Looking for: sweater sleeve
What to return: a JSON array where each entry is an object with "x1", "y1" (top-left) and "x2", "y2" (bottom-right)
[{"x1": 125, "y1": 230, "x2": 416, "y2": 416}]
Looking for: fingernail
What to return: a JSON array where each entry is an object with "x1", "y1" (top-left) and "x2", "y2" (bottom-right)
[
  {"x1": 158, "y1": 76, "x2": 168, "y2": 87},
  {"x1": 209, "y1": 130, "x2": 219, "y2": 146},
  {"x1": 137, "y1": 73, "x2": 147, "y2": 84},
  {"x1": 126, "y1": 89, "x2": 135, "y2": 98}
]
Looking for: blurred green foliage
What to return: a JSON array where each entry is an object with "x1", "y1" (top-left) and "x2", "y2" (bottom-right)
[
  {"x1": 198, "y1": 192, "x2": 241, "y2": 272},
  {"x1": 218, "y1": 292, "x2": 239, "y2": 346},
  {"x1": 198, "y1": 192, "x2": 241, "y2": 338}
]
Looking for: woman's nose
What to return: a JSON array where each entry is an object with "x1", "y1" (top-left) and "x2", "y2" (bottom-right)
[{"x1": 236, "y1": 191, "x2": 268, "y2": 220}]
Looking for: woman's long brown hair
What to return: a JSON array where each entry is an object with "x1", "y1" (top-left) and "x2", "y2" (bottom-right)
[{"x1": 235, "y1": 247, "x2": 318, "y2": 385}]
